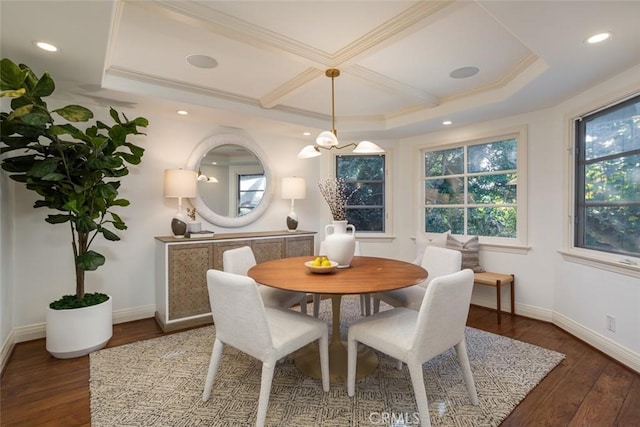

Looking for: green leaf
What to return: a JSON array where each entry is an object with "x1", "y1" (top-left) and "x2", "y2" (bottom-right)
[
  {"x1": 0, "y1": 88, "x2": 26, "y2": 98},
  {"x1": 45, "y1": 214, "x2": 71, "y2": 224},
  {"x1": 109, "y1": 108, "x2": 121, "y2": 124},
  {"x1": 101, "y1": 228, "x2": 120, "y2": 241},
  {"x1": 29, "y1": 158, "x2": 58, "y2": 178},
  {"x1": 111, "y1": 199, "x2": 130, "y2": 207},
  {"x1": 53, "y1": 105, "x2": 93, "y2": 122},
  {"x1": 76, "y1": 215, "x2": 98, "y2": 233},
  {"x1": 0, "y1": 58, "x2": 26, "y2": 90},
  {"x1": 41, "y1": 172, "x2": 65, "y2": 181},
  {"x1": 133, "y1": 117, "x2": 149, "y2": 127},
  {"x1": 76, "y1": 250, "x2": 105, "y2": 271},
  {"x1": 32, "y1": 72, "x2": 55, "y2": 98}
]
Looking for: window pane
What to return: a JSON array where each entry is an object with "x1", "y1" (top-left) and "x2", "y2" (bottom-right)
[
  {"x1": 584, "y1": 206, "x2": 640, "y2": 254},
  {"x1": 468, "y1": 173, "x2": 517, "y2": 204},
  {"x1": 425, "y1": 147, "x2": 464, "y2": 176},
  {"x1": 468, "y1": 207, "x2": 517, "y2": 238},
  {"x1": 425, "y1": 207, "x2": 463, "y2": 234},
  {"x1": 239, "y1": 174, "x2": 265, "y2": 191},
  {"x1": 347, "y1": 182, "x2": 383, "y2": 205},
  {"x1": 585, "y1": 154, "x2": 640, "y2": 203},
  {"x1": 337, "y1": 155, "x2": 384, "y2": 180},
  {"x1": 468, "y1": 139, "x2": 517, "y2": 173},
  {"x1": 347, "y1": 208, "x2": 384, "y2": 232},
  {"x1": 425, "y1": 177, "x2": 464, "y2": 204},
  {"x1": 585, "y1": 99, "x2": 640, "y2": 161}
]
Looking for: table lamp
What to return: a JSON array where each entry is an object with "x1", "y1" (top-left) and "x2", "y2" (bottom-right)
[
  {"x1": 281, "y1": 177, "x2": 306, "y2": 232},
  {"x1": 164, "y1": 169, "x2": 197, "y2": 237}
]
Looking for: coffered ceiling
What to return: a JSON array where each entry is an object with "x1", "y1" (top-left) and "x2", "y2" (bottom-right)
[{"x1": 2, "y1": 1, "x2": 639, "y2": 141}]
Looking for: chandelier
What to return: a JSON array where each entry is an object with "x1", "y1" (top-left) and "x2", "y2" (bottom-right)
[{"x1": 297, "y1": 69, "x2": 385, "y2": 159}]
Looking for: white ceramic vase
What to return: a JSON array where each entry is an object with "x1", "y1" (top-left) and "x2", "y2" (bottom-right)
[
  {"x1": 46, "y1": 295, "x2": 113, "y2": 359},
  {"x1": 324, "y1": 220, "x2": 356, "y2": 268}
]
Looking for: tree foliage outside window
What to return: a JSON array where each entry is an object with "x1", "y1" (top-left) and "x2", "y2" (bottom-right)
[
  {"x1": 335, "y1": 154, "x2": 385, "y2": 232},
  {"x1": 423, "y1": 138, "x2": 518, "y2": 238},
  {"x1": 237, "y1": 174, "x2": 265, "y2": 216},
  {"x1": 575, "y1": 94, "x2": 640, "y2": 257}
]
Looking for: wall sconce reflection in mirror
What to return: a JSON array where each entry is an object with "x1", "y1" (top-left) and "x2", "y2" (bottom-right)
[{"x1": 197, "y1": 169, "x2": 219, "y2": 183}]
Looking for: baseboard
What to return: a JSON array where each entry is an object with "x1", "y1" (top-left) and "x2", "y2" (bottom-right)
[
  {"x1": 1, "y1": 329, "x2": 16, "y2": 375},
  {"x1": 112, "y1": 304, "x2": 156, "y2": 325},
  {"x1": 471, "y1": 294, "x2": 553, "y2": 322},
  {"x1": 8, "y1": 304, "x2": 157, "y2": 346},
  {"x1": 553, "y1": 311, "x2": 640, "y2": 374}
]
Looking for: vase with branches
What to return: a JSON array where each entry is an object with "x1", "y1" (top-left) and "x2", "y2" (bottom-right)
[{"x1": 317, "y1": 178, "x2": 358, "y2": 221}]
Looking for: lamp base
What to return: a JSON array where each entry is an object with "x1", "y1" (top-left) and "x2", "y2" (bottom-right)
[
  {"x1": 286, "y1": 213, "x2": 299, "y2": 232},
  {"x1": 171, "y1": 217, "x2": 188, "y2": 238}
]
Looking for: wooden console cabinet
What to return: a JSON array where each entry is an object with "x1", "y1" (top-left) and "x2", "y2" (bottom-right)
[{"x1": 155, "y1": 230, "x2": 315, "y2": 331}]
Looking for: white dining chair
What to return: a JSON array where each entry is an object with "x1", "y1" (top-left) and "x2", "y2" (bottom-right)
[
  {"x1": 372, "y1": 245, "x2": 461, "y2": 313},
  {"x1": 347, "y1": 269, "x2": 478, "y2": 427},
  {"x1": 203, "y1": 269, "x2": 330, "y2": 427},
  {"x1": 313, "y1": 241, "x2": 369, "y2": 317},
  {"x1": 223, "y1": 246, "x2": 309, "y2": 314}
]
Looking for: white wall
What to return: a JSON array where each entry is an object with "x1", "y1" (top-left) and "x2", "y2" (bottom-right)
[{"x1": 1, "y1": 64, "x2": 639, "y2": 373}]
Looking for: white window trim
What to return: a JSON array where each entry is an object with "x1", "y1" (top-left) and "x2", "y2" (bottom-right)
[
  {"x1": 562, "y1": 89, "x2": 640, "y2": 278},
  {"x1": 415, "y1": 125, "x2": 529, "y2": 248},
  {"x1": 330, "y1": 150, "x2": 393, "y2": 239}
]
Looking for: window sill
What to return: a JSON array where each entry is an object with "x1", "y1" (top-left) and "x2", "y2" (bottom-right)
[
  {"x1": 558, "y1": 249, "x2": 640, "y2": 278},
  {"x1": 354, "y1": 233, "x2": 396, "y2": 243},
  {"x1": 479, "y1": 242, "x2": 530, "y2": 255}
]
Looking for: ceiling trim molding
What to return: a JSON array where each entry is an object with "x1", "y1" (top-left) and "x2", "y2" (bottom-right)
[{"x1": 259, "y1": 68, "x2": 324, "y2": 109}]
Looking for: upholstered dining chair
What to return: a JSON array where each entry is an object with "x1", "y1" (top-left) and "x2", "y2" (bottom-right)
[
  {"x1": 372, "y1": 245, "x2": 462, "y2": 313},
  {"x1": 313, "y1": 241, "x2": 369, "y2": 317},
  {"x1": 347, "y1": 269, "x2": 478, "y2": 427},
  {"x1": 203, "y1": 269, "x2": 329, "y2": 427},
  {"x1": 223, "y1": 246, "x2": 309, "y2": 314}
]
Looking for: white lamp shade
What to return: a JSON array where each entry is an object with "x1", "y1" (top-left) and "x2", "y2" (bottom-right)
[
  {"x1": 281, "y1": 177, "x2": 306, "y2": 200},
  {"x1": 163, "y1": 169, "x2": 197, "y2": 198},
  {"x1": 353, "y1": 140, "x2": 385, "y2": 154},
  {"x1": 297, "y1": 145, "x2": 322, "y2": 159},
  {"x1": 316, "y1": 130, "x2": 339, "y2": 147}
]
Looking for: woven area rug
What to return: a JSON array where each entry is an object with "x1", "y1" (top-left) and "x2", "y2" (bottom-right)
[{"x1": 90, "y1": 296, "x2": 564, "y2": 426}]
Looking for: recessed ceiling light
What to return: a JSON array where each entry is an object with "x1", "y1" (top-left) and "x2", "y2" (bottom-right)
[
  {"x1": 35, "y1": 41, "x2": 58, "y2": 52},
  {"x1": 303, "y1": 132, "x2": 311, "y2": 136},
  {"x1": 442, "y1": 120, "x2": 453, "y2": 126},
  {"x1": 186, "y1": 54, "x2": 218, "y2": 69},
  {"x1": 450, "y1": 66, "x2": 479, "y2": 79},
  {"x1": 177, "y1": 110, "x2": 189, "y2": 115},
  {"x1": 586, "y1": 32, "x2": 611, "y2": 44}
]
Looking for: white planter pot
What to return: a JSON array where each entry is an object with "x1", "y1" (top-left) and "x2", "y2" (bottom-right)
[{"x1": 46, "y1": 295, "x2": 113, "y2": 359}]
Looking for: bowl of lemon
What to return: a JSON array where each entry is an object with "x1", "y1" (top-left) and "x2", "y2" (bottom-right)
[{"x1": 304, "y1": 256, "x2": 338, "y2": 273}]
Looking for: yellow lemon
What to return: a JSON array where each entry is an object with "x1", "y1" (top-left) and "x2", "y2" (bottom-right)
[
  {"x1": 321, "y1": 260, "x2": 332, "y2": 267},
  {"x1": 312, "y1": 257, "x2": 322, "y2": 266}
]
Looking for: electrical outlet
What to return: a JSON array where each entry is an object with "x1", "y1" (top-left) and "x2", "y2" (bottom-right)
[{"x1": 606, "y1": 315, "x2": 616, "y2": 332}]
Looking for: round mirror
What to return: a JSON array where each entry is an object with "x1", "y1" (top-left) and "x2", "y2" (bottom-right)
[{"x1": 186, "y1": 133, "x2": 273, "y2": 227}]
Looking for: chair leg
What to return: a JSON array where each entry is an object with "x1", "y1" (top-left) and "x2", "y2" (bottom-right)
[
  {"x1": 318, "y1": 329, "x2": 330, "y2": 392},
  {"x1": 407, "y1": 361, "x2": 432, "y2": 427},
  {"x1": 359, "y1": 294, "x2": 366, "y2": 316},
  {"x1": 346, "y1": 335, "x2": 358, "y2": 396},
  {"x1": 372, "y1": 296, "x2": 381, "y2": 314},
  {"x1": 299, "y1": 295, "x2": 308, "y2": 315},
  {"x1": 454, "y1": 340, "x2": 479, "y2": 405},
  {"x1": 202, "y1": 339, "x2": 224, "y2": 401},
  {"x1": 313, "y1": 294, "x2": 321, "y2": 317},
  {"x1": 256, "y1": 361, "x2": 276, "y2": 427}
]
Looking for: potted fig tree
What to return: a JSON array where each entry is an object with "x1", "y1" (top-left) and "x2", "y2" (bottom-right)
[{"x1": 0, "y1": 58, "x2": 148, "y2": 358}]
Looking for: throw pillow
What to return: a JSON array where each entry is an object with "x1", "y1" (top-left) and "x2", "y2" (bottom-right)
[
  {"x1": 446, "y1": 234, "x2": 485, "y2": 272},
  {"x1": 412, "y1": 230, "x2": 450, "y2": 265}
]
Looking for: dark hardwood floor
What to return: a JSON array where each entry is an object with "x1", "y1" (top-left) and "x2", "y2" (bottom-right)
[{"x1": 1, "y1": 305, "x2": 639, "y2": 426}]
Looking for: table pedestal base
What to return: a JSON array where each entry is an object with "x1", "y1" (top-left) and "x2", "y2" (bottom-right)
[
  {"x1": 295, "y1": 340, "x2": 378, "y2": 382},
  {"x1": 295, "y1": 294, "x2": 378, "y2": 381}
]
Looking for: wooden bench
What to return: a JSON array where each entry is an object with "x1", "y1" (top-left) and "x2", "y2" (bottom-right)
[{"x1": 473, "y1": 272, "x2": 515, "y2": 324}]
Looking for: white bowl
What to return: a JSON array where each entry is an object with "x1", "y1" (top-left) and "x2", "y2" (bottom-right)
[{"x1": 304, "y1": 260, "x2": 339, "y2": 274}]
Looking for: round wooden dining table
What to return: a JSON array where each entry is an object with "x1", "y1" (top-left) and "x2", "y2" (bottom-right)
[{"x1": 248, "y1": 256, "x2": 428, "y2": 381}]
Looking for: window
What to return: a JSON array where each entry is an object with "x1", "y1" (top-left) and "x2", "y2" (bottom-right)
[
  {"x1": 335, "y1": 153, "x2": 388, "y2": 233},
  {"x1": 237, "y1": 173, "x2": 265, "y2": 216},
  {"x1": 421, "y1": 130, "x2": 526, "y2": 245},
  {"x1": 574, "y1": 93, "x2": 640, "y2": 257}
]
